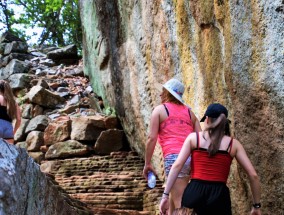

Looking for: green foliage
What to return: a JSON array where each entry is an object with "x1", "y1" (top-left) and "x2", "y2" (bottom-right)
[
  {"x1": 0, "y1": 0, "x2": 15, "y2": 31},
  {"x1": 104, "y1": 107, "x2": 117, "y2": 116},
  {"x1": 1, "y1": 0, "x2": 82, "y2": 51}
]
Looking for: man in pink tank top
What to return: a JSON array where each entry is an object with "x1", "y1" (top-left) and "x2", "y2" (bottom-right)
[{"x1": 143, "y1": 78, "x2": 201, "y2": 214}]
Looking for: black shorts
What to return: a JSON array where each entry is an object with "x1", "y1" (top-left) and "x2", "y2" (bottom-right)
[{"x1": 181, "y1": 179, "x2": 232, "y2": 215}]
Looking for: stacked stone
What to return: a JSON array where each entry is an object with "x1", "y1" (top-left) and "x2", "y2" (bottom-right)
[
  {"x1": 0, "y1": 32, "x2": 124, "y2": 164},
  {"x1": 0, "y1": 32, "x2": 32, "y2": 81}
]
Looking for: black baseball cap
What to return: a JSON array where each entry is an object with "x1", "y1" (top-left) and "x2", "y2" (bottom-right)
[{"x1": 200, "y1": 103, "x2": 228, "y2": 122}]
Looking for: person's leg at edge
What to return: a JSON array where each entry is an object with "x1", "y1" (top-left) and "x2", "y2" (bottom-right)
[{"x1": 169, "y1": 176, "x2": 190, "y2": 215}]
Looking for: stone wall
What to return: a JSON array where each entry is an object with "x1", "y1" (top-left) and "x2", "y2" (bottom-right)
[{"x1": 79, "y1": 0, "x2": 284, "y2": 214}]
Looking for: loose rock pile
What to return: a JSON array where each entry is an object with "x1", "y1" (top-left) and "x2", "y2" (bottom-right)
[
  {"x1": 0, "y1": 32, "x2": 163, "y2": 214},
  {"x1": 0, "y1": 31, "x2": 125, "y2": 162}
]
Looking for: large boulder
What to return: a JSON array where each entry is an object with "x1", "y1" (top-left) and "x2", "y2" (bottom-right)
[
  {"x1": 0, "y1": 31, "x2": 23, "y2": 43},
  {"x1": 27, "y1": 86, "x2": 65, "y2": 108},
  {"x1": 80, "y1": 1, "x2": 283, "y2": 214},
  {"x1": 14, "y1": 118, "x2": 30, "y2": 142},
  {"x1": 0, "y1": 59, "x2": 30, "y2": 79},
  {"x1": 94, "y1": 129, "x2": 124, "y2": 155},
  {"x1": 0, "y1": 139, "x2": 92, "y2": 215},
  {"x1": 25, "y1": 115, "x2": 50, "y2": 134},
  {"x1": 4, "y1": 41, "x2": 28, "y2": 55},
  {"x1": 44, "y1": 116, "x2": 72, "y2": 146},
  {"x1": 47, "y1": 44, "x2": 78, "y2": 60},
  {"x1": 8, "y1": 73, "x2": 34, "y2": 90},
  {"x1": 70, "y1": 116, "x2": 106, "y2": 141},
  {"x1": 45, "y1": 140, "x2": 89, "y2": 159}
]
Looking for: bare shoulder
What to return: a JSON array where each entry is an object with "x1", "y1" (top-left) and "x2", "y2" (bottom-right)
[
  {"x1": 230, "y1": 138, "x2": 244, "y2": 156},
  {"x1": 232, "y1": 138, "x2": 242, "y2": 148},
  {"x1": 185, "y1": 132, "x2": 198, "y2": 143},
  {"x1": 188, "y1": 132, "x2": 197, "y2": 138},
  {"x1": 189, "y1": 108, "x2": 197, "y2": 116},
  {"x1": 185, "y1": 132, "x2": 198, "y2": 149},
  {"x1": 152, "y1": 104, "x2": 164, "y2": 114},
  {"x1": 0, "y1": 95, "x2": 4, "y2": 105}
]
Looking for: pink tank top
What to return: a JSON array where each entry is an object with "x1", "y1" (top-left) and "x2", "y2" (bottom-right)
[{"x1": 158, "y1": 102, "x2": 194, "y2": 157}]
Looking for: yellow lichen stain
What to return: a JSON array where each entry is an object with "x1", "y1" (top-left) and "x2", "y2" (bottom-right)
[
  {"x1": 249, "y1": 1, "x2": 266, "y2": 84},
  {"x1": 145, "y1": 47, "x2": 152, "y2": 73},
  {"x1": 194, "y1": 0, "x2": 235, "y2": 109},
  {"x1": 199, "y1": 26, "x2": 225, "y2": 104},
  {"x1": 189, "y1": 0, "x2": 214, "y2": 25},
  {"x1": 172, "y1": 0, "x2": 194, "y2": 104},
  {"x1": 219, "y1": 0, "x2": 233, "y2": 93},
  {"x1": 214, "y1": 0, "x2": 225, "y2": 21}
]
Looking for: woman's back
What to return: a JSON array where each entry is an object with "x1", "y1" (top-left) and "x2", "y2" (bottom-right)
[
  {"x1": 158, "y1": 102, "x2": 194, "y2": 157},
  {"x1": 190, "y1": 132, "x2": 234, "y2": 183}
]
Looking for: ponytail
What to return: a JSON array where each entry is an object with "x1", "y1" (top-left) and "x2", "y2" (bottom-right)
[{"x1": 204, "y1": 114, "x2": 230, "y2": 156}]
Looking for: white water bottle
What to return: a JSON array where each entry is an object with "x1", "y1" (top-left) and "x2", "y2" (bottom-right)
[{"x1": 147, "y1": 171, "x2": 156, "y2": 188}]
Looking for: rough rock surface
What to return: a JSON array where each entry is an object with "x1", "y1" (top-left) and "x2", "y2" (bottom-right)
[
  {"x1": 80, "y1": 0, "x2": 284, "y2": 214},
  {"x1": 0, "y1": 139, "x2": 92, "y2": 215}
]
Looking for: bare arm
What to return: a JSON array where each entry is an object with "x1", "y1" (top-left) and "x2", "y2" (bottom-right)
[
  {"x1": 143, "y1": 106, "x2": 160, "y2": 179},
  {"x1": 234, "y1": 140, "x2": 261, "y2": 215},
  {"x1": 190, "y1": 110, "x2": 202, "y2": 132},
  {"x1": 13, "y1": 103, "x2": 21, "y2": 135},
  {"x1": 159, "y1": 133, "x2": 194, "y2": 214}
]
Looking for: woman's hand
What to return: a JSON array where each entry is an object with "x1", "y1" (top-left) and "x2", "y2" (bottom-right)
[
  {"x1": 159, "y1": 197, "x2": 169, "y2": 215},
  {"x1": 250, "y1": 208, "x2": 261, "y2": 215},
  {"x1": 142, "y1": 164, "x2": 155, "y2": 179}
]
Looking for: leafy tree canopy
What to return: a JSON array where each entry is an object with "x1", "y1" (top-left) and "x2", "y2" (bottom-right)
[{"x1": 0, "y1": 0, "x2": 82, "y2": 52}]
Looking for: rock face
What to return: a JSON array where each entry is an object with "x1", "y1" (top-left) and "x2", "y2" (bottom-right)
[
  {"x1": 0, "y1": 139, "x2": 92, "y2": 215},
  {"x1": 79, "y1": 1, "x2": 284, "y2": 214}
]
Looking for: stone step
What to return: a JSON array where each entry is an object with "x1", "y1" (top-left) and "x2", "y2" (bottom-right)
[
  {"x1": 50, "y1": 151, "x2": 163, "y2": 214},
  {"x1": 55, "y1": 177, "x2": 163, "y2": 186},
  {"x1": 90, "y1": 207, "x2": 151, "y2": 215},
  {"x1": 55, "y1": 173, "x2": 149, "y2": 181}
]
